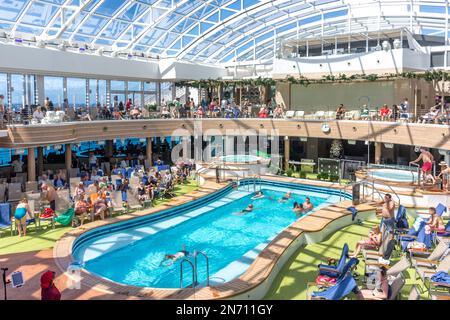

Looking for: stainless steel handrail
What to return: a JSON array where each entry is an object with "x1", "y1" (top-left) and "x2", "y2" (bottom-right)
[
  {"x1": 194, "y1": 250, "x2": 210, "y2": 287},
  {"x1": 180, "y1": 258, "x2": 195, "y2": 288}
]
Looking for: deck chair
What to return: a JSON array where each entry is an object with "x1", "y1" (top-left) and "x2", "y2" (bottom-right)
[
  {"x1": 309, "y1": 258, "x2": 359, "y2": 293},
  {"x1": 285, "y1": 110, "x2": 295, "y2": 119},
  {"x1": 0, "y1": 183, "x2": 6, "y2": 202},
  {"x1": 110, "y1": 191, "x2": 125, "y2": 215},
  {"x1": 294, "y1": 111, "x2": 305, "y2": 119},
  {"x1": 415, "y1": 253, "x2": 450, "y2": 283},
  {"x1": 363, "y1": 228, "x2": 392, "y2": 262},
  {"x1": 0, "y1": 203, "x2": 12, "y2": 237},
  {"x1": 129, "y1": 177, "x2": 140, "y2": 189},
  {"x1": 126, "y1": 190, "x2": 143, "y2": 211},
  {"x1": 69, "y1": 177, "x2": 81, "y2": 196},
  {"x1": 408, "y1": 285, "x2": 421, "y2": 300},
  {"x1": 310, "y1": 273, "x2": 358, "y2": 300},
  {"x1": 7, "y1": 183, "x2": 22, "y2": 202},
  {"x1": 410, "y1": 240, "x2": 449, "y2": 269},
  {"x1": 55, "y1": 189, "x2": 72, "y2": 215},
  {"x1": 387, "y1": 273, "x2": 406, "y2": 300},
  {"x1": 25, "y1": 181, "x2": 38, "y2": 192},
  {"x1": 318, "y1": 243, "x2": 349, "y2": 277},
  {"x1": 315, "y1": 111, "x2": 325, "y2": 119},
  {"x1": 365, "y1": 254, "x2": 411, "y2": 283},
  {"x1": 68, "y1": 168, "x2": 80, "y2": 179}
]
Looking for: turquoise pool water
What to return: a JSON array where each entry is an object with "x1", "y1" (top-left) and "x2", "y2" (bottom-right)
[
  {"x1": 219, "y1": 155, "x2": 261, "y2": 163},
  {"x1": 370, "y1": 169, "x2": 418, "y2": 182},
  {"x1": 73, "y1": 182, "x2": 345, "y2": 288}
]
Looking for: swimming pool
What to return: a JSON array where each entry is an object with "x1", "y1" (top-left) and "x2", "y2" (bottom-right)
[
  {"x1": 219, "y1": 155, "x2": 262, "y2": 163},
  {"x1": 368, "y1": 168, "x2": 418, "y2": 182},
  {"x1": 72, "y1": 180, "x2": 349, "y2": 289}
]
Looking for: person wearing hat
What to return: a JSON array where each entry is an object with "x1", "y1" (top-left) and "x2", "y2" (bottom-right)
[
  {"x1": 40, "y1": 271, "x2": 61, "y2": 300},
  {"x1": 436, "y1": 161, "x2": 450, "y2": 191}
]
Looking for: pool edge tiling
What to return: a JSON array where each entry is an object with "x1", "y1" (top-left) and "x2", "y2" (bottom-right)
[{"x1": 53, "y1": 177, "x2": 376, "y2": 300}]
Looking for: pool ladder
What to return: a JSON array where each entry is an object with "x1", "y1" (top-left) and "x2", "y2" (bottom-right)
[{"x1": 179, "y1": 250, "x2": 210, "y2": 288}]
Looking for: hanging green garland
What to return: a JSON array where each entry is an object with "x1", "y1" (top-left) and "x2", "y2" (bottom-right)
[{"x1": 174, "y1": 70, "x2": 450, "y2": 89}]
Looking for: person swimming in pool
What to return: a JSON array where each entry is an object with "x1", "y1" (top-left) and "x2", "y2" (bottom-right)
[
  {"x1": 160, "y1": 244, "x2": 189, "y2": 266},
  {"x1": 251, "y1": 191, "x2": 264, "y2": 200},
  {"x1": 293, "y1": 202, "x2": 304, "y2": 214},
  {"x1": 303, "y1": 197, "x2": 314, "y2": 212},
  {"x1": 279, "y1": 192, "x2": 292, "y2": 203},
  {"x1": 236, "y1": 204, "x2": 254, "y2": 215}
]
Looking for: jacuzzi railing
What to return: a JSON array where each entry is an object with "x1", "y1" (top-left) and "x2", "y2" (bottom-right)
[{"x1": 354, "y1": 179, "x2": 401, "y2": 205}]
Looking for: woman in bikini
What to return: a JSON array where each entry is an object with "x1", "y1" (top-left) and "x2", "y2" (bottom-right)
[
  {"x1": 349, "y1": 226, "x2": 382, "y2": 258},
  {"x1": 427, "y1": 207, "x2": 445, "y2": 232}
]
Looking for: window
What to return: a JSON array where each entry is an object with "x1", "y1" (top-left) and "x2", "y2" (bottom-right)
[
  {"x1": 128, "y1": 81, "x2": 141, "y2": 91},
  {"x1": 89, "y1": 79, "x2": 97, "y2": 107},
  {"x1": 111, "y1": 80, "x2": 125, "y2": 91},
  {"x1": 67, "y1": 78, "x2": 86, "y2": 109},
  {"x1": 99, "y1": 80, "x2": 107, "y2": 106},
  {"x1": 0, "y1": 74, "x2": 7, "y2": 107},
  {"x1": 44, "y1": 76, "x2": 64, "y2": 107},
  {"x1": 10, "y1": 74, "x2": 24, "y2": 111}
]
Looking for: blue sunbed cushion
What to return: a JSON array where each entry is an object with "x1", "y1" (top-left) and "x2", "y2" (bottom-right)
[
  {"x1": 347, "y1": 207, "x2": 358, "y2": 221},
  {"x1": 436, "y1": 203, "x2": 447, "y2": 217},
  {"x1": 431, "y1": 271, "x2": 450, "y2": 285}
]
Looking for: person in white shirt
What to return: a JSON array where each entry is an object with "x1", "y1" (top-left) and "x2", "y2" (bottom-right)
[
  {"x1": 11, "y1": 157, "x2": 24, "y2": 174},
  {"x1": 88, "y1": 153, "x2": 97, "y2": 169},
  {"x1": 33, "y1": 106, "x2": 45, "y2": 122}
]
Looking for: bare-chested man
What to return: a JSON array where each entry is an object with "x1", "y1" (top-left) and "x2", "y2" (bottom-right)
[
  {"x1": 410, "y1": 148, "x2": 434, "y2": 184},
  {"x1": 437, "y1": 161, "x2": 450, "y2": 191},
  {"x1": 378, "y1": 194, "x2": 396, "y2": 232}
]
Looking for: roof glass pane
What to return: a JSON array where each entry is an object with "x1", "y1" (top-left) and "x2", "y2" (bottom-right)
[
  {"x1": 95, "y1": 0, "x2": 127, "y2": 17},
  {"x1": 0, "y1": 0, "x2": 28, "y2": 21},
  {"x1": 78, "y1": 15, "x2": 108, "y2": 35},
  {"x1": 118, "y1": 2, "x2": 148, "y2": 21},
  {"x1": 100, "y1": 20, "x2": 130, "y2": 38},
  {"x1": 21, "y1": 2, "x2": 59, "y2": 27}
]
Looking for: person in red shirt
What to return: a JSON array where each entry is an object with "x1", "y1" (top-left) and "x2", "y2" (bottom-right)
[
  {"x1": 379, "y1": 104, "x2": 391, "y2": 121},
  {"x1": 258, "y1": 106, "x2": 268, "y2": 118},
  {"x1": 41, "y1": 270, "x2": 61, "y2": 300},
  {"x1": 125, "y1": 98, "x2": 132, "y2": 113}
]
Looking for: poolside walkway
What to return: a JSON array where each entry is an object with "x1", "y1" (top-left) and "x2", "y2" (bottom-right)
[
  {"x1": 2, "y1": 177, "x2": 377, "y2": 300},
  {"x1": 0, "y1": 181, "x2": 224, "y2": 300}
]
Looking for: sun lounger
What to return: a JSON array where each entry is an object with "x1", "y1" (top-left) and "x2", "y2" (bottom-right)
[
  {"x1": 126, "y1": 190, "x2": 143, "y2": 211},
  {"x1": 310, "y1": 273, "x2": 358, "y2": 300},
  {"x1": 110, "y1": 191, "x2": 125, "y2": 215},
  {"x1": 318, "y1": 243, "x2": 349, "y2": 277},
  {"x1": 7, "y1": 183, "x2": 22, "y2": 202}
]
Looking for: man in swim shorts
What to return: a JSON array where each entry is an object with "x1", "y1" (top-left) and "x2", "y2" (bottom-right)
[
  {"x1": 303, "y1": 197, "x2": 314, "y2": 212},
  {"x1": 160, "y1": 245, "x2": 189, "y2": 266},
  {"x1": 378, "y1": 194, "x2": 396, "y2": 233},
  {"x1": 410, "y1": 148, "x2": 434, "y2": 184}
]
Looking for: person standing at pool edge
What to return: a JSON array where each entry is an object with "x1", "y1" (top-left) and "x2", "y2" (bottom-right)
[
  {"x1": 410, "y1": 148, "x2": 434, "y2": 184},
  {"x1": 378, "y1": 194, "x2": 395, "y2": 232}
]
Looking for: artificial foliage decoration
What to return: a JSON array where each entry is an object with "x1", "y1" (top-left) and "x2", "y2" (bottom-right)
[
  {"x1": 330, "y1": 139, "x2": 344, "y2": 159},
  {"x1": 174, "y1": 71, "x2": 450, "y2": 90}
]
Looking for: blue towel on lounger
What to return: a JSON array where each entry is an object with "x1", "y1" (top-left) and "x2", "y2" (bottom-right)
[
  {"x1": 431, "y1": 271, "x2": 450, "y2": 285},
  {"x1": 311, "y1": 273, "x2": 358, "y2": 300},
  {"x1": 347, "y1": 207, "x2": 358, "y2": 221}
]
